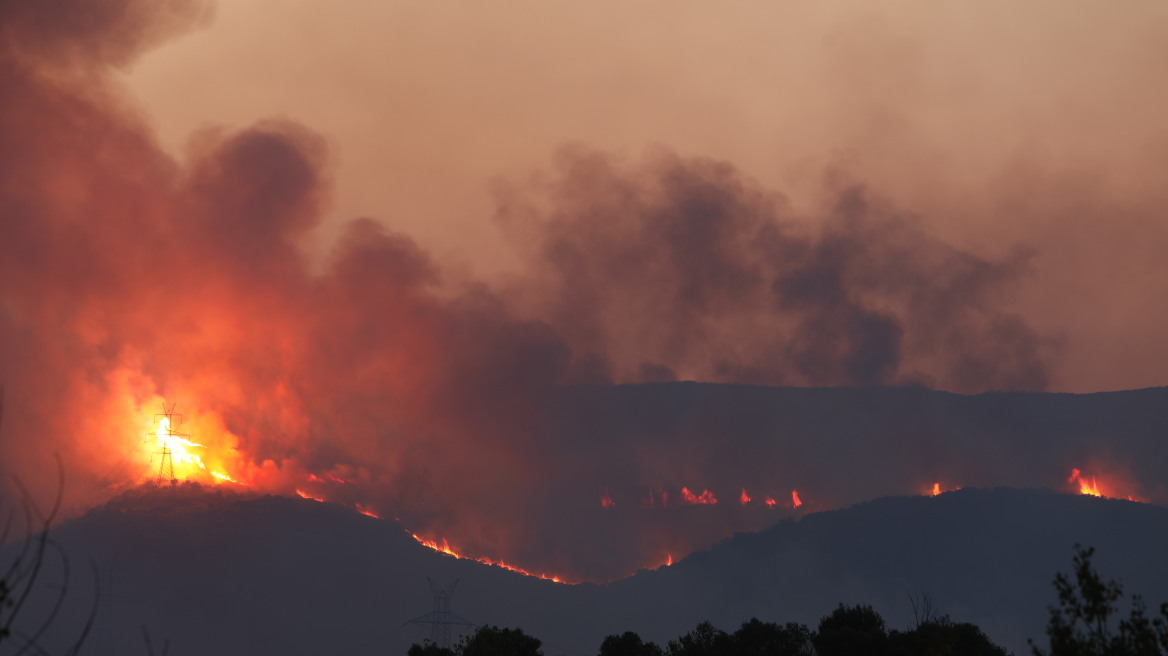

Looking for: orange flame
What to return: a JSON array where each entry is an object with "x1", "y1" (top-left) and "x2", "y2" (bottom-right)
[
  {"x1": 295, "y1": 489, "x2": 326, "y2": 502},
  {"x1": 680, "y1": 487, "x2": 718, "y2": 505},
  {"x1": 409, "y1": 532, "x2": 570, "y2": 584},
  {"x1": 1066, "y1": 468, "x2": 1141, "y2": 501},
  {"x1": 155, "y1": 416, "x2": 206, "y2": 474},
  {"x1": 931, "y1": 482, "x2": 941, "y2": 496},
  {"x1": 764, "y1": 495, "x2": 777, "y2": 508},
  {"x1": 739, "y1": 488, "x2": 751, "y2": 505},
  {"x1": 1068, "y1": 468, "x2": 1103, "y2": 497},
  {"x1": 355, "y1": 503, "x2": 380, "y2": 518},
  {"x1": 791, "y1": 489, "x2": 802, "y2": 508},
  {"x1": 210, "y1": 471, "x2": 248, "y2": 486}
]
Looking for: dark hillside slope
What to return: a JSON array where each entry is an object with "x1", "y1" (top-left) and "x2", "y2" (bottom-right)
[{"x1": 5, "y1": 486, "x2": 1167, "y2": 656}]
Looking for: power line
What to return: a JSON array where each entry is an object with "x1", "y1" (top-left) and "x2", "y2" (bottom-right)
[{"x1": 405, "y1": 578, "x2": 475, "y2": 650}]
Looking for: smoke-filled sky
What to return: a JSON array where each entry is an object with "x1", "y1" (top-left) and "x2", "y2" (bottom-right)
[
  {"x1": 2, "y1": 0, "x2": 1167, "y2": 581},
  {"x1": 123, "y1": 0, "x2": 1168, "y2": 394}
]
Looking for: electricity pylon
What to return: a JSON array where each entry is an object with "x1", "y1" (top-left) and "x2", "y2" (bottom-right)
[
  {"x1": 406, "y1": 578, "x2": 475, "y2": 650},
  {"x1": 148, "y1": 404, "x2": 188, "y2": 487}
]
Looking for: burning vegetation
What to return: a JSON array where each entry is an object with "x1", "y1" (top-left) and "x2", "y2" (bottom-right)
[{"x1": 0, "y1": 0, "x2": 1163, "y2": 587}]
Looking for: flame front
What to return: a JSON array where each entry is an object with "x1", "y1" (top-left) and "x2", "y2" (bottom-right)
[
  {"x1": 409, "y1": 532, "x2": 570, "y2": 584},
  {"x1": 680, "y1": 487, "x2": 718, "y2": 505}
]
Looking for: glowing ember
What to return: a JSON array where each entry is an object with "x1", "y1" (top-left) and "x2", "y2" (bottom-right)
[
  {"x1": 642, "y1": 488, "x2": 670, "y2": 508},
  {"x1": 680, "y1": 487, "x2": 718, "y2": 505},
  {"x1": 739, "y1": 488, "x2": 752, "y2": 505},
  {"x1": 791, "y1": 489, "x2": 802, "y2": 508},
  {"x1": 601, "y1": 489, "x2": 616, "y2": 509},
  {"x1": 409, "y1": 532, "x2": 570, "y2": 584}
]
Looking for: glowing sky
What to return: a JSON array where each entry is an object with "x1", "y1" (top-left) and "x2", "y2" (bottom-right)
[{"x1": 121, "y1": 1, "x2": 1168, "y2": 393}]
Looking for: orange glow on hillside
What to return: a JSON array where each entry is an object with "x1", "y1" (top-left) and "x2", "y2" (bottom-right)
[
  {"x1": 1068, "y1": 468, "x2": 1102, "y2": 496},
  {"x1": 295, "y1": 489, "x2": 325, "y2": 502},
  {"x1": 923, "y1": 482, "x2": 961, "y2": 496},
  {"x1": 1066, "y1": 467, "x2": 1140, "y2": 501},
  {"x1": 409, "y1": 532, "x2": 571, "y2": 584},
  {"x1": 791, "y1": 489, "x2": 802, "y2": 508}
]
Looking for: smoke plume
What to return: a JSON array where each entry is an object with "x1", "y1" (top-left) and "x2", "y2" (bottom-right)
[{"x1": 1, "y1": 0, "x2": 1159, "y2": 582}]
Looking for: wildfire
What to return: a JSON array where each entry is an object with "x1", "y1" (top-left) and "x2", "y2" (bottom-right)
[
  {"x1": 155, "y1": 416, "x2": 206, "y2": 471},
  {"x1": 210, "y1": 471, "x2": 248, "y2": 486},
  {"x1": 739, "y1": 488, "x2": 751, "y2": 505},
  {"x1": 409, "y1": 532, "x2": 570, "y2": 584},
  {"x1": 1068, "y1": 468, "x2": 1102, "y2": 496},
  {"x1": 601, "y1": 489, "x2": 616, "y2": 509},
  {"x1": 923, "y1": 482, "x2": 961, "y2": 496},
  {"x1": 764, "y1": 496, "x2": 777, "y2": 508},
  {"x1": 355, "y1": 503, "x2": 380, "y2": 518},
  {"x1": 791, "y1": 489, "x2": 802, "y2": 508},
  {"x1": 295, "y1": 489, "x2": 326, "y2": 503},
  {"x1": 680, "y1": 487, "x2": 718, "y2": 505}
]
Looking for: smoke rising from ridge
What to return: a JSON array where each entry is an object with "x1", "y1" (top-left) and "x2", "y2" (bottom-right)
[
  {"x1": 1, "y1": 0, "x2": 1165, "y2": 581},
  {"x1": 494, "y1": 147, "x2": 1051, "y2": 392}
]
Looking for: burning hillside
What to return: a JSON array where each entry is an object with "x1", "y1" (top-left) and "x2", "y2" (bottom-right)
[{"x1": 1, "y1": 0, "x2": 1166, "y2": 584}]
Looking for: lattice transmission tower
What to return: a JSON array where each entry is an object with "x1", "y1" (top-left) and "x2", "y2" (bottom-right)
[
  {"x1": 148, "y1": 404, "x2": 189, "y2": 487},
  {"x1": 406, "y1": 578, "x2": 475, "y2": 650}
]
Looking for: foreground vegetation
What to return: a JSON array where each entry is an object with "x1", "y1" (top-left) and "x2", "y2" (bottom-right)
[{"x1": 409, "y1": 547, "x2": 1168, "y2": 656}]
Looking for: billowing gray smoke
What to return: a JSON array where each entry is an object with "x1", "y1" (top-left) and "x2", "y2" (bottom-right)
[{"x1": 10, "y1": 0, "x2": 1152, "y2": 585}]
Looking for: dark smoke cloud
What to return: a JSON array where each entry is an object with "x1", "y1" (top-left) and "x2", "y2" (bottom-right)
[
  {"x1": 494, "y1": 146, "x2": 1052, "y2": 393},
  {"x1": 0, "y1": 0, "x2": 1097, "y2": 584}
]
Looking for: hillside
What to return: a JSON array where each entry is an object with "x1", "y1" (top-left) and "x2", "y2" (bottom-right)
[{"x1": 5, "y1": 486, "x2": 1167, "y2": 656}]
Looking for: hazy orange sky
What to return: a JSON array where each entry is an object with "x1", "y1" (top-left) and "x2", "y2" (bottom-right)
[
  {"x1": 120, "y1": 0, "x2": 1168, "y2": 393},
  {"x1": 3, "y1": 0, "x2": 1168, "y2": 580}
]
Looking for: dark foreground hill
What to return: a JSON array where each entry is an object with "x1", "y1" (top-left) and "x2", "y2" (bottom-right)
[{"x1": 5, "y1": 486, "x2": 1168, "y2": 656}]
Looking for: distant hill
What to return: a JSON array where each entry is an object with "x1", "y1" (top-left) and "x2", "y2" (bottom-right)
[
  {"x1": 6, "y1": 485, "x2": 1168, "y2": 656},
  {"x1": 505, "y1": 383, "x2": 1168, "y2": 580}
]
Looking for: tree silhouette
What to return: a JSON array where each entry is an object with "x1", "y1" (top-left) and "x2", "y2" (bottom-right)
[
  {"x1": 1031, "y1": 545, "x2": 1168, "y2": 656},
  {"x1": 0, "y1": 453, "x2": 97, "y2": 655},
  {"x1": 813, "y1": 604, "x2": 890, "y2": 656},
  {"x1": 731, "y1": 618, "x2": 813, "y2": 656},
  {"x1": 459, "y1": 625, "x2": 543, "y2": 656},
  {"x1": 408, "y1": 641, "x2": 456, "y2": 656},
  {"x1": 890, "y1": 617, "x2": 1009, "y2": 656},
  {"x1": 666, "y1": 621, "x2": 732, "y2": 656},
  {"x1": 599, "y1": 630, "x2": 664, "y2": 656}
]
